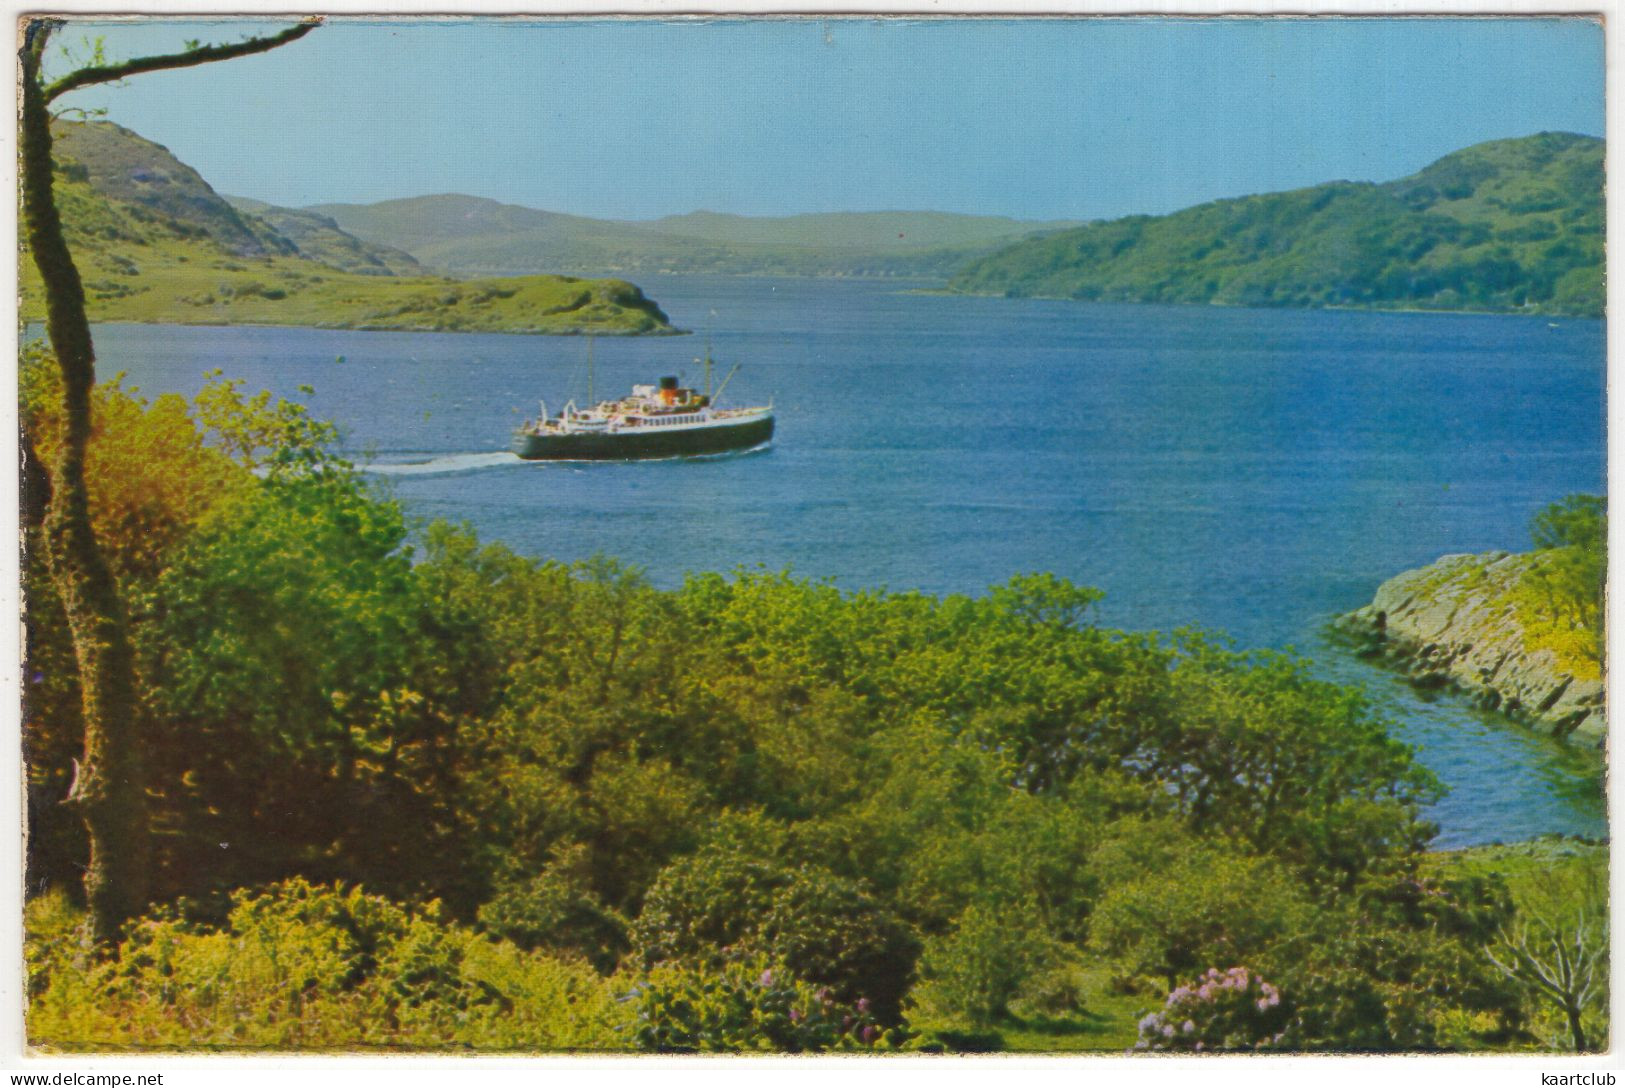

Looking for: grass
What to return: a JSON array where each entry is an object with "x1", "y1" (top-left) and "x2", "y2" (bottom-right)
[
  {"x1": 1423, "y1": 835, "x2": 1607, "y2": 896},
  {"x1": 20, "y1": 240, "x2": 676, "y2": 336},
  {"x1": 23, "y1": 165, "x2": 676, "y2": 337},
  {"x1": 996, "y1": 968, "x2": 1149, "y2": 1053},
  {"x1": 987, "y1": 838, "x2": 1611, "y2": 1055}
]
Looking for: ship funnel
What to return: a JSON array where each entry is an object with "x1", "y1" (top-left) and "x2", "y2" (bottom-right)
[{"x1": 659, "y1": 375, "x2": 679, "y2": 405}]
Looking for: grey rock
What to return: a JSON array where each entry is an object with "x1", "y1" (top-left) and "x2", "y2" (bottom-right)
[{"x1": 1338, "y1": 551, "x2": 1606, "y2": 749}]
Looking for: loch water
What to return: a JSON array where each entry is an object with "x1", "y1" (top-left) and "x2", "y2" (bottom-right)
[{"x1": 79, "y1": 276, "x2": 1608, "y2": 847}]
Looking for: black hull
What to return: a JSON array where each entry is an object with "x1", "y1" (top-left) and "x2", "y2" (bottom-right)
[{"x1": 513, "y1": 415, "x2": 774, "y2": 461}]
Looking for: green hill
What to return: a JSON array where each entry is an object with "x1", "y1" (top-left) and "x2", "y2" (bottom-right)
[
  {"x1": 224, "y1": 196, "x2": 425, "y2": 277},
  {"x1": 308, "y1": 194, "x2": 648, "y2": 255},
  {"x1": 311, "y1": 196, "x2": 1080, "y2": 279},
  {"x1": 640, "y1": 209, "x2": 1082, "y2": 249},
  {"x1": 23, "y1": 122, "x2": 676, "y2": 336},
  {"x1": 948, "y1": 132, "x2": 1603, "y2": 317}
]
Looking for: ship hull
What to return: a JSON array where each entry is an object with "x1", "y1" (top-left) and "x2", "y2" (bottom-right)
[{"x1": 513, "y1": 414, "x2": 774, "y2": 461}]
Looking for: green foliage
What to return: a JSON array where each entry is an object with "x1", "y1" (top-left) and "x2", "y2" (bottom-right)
[
  {"x1": 952, "y1": 132, "x2": 1603, "y2": 317},
  {"x1": 629, "y1": 829, "x2": 919, "y2": 1022},
  {"x1": 1135, "y1": 967, "x2": 1289, "y2": 1052},
  {"x1": 1530, "y1": 494, "x2": 1605, "y2": 552},
  {"x1": 1484, "y1": 848, "x2": 1608, "y2": 1051},
  {"x1": 1087, "y1": 826, "x2": 1314, "y2": 989},
  {"x1": 22, "y1": 364, "x2": 1543, "y2": 1053},
  {"x1": 21, "y1": 347, "x2": 251, "y2": 584},
  {"x1": 190, "y1": 369, "x2": 341, "y2": 475},
  {"x1": 1520, "y1": 495, "x2": 1605, "y2": 670},
  {"x1": 137, "y1": 459, "x2": 455, "y2": 902},
  {"x1": 475, "y1": 843, "x2": 628, "y2": 971},
  {"x1": 908, "y1": 901, "x2": 1061, "y2": 1026},
  {"x1": 21, "y1": 350, "x2": 268, "y2": 896},
  {"x1": 1256, "y1": 868, "x2": 1521, "y2": 1052},
  {"x1": 987, "y1": 571, "x2": 1103, "y2": 629},
  {"x1": 620, "y1": 956, "x2": 900, "y2": 1053},
  {"x1": 26, "y1": 881, "x2": 621, "y2": 1051}
]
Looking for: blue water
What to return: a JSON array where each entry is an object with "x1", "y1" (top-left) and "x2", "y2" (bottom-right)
[{"x1": 72, "y1": 277, "x2": 1608, "y2": 847}]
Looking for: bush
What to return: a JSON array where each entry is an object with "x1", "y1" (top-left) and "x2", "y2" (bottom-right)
[
  {"x1": 1135, "y1": 966, "x2": 1290, "y2": 1052},
  {"x1": 476, "y1": 843, "x2": 628, "y2": 971},
  {"x1": 630, "y1": 841, "x2": 919, "y2": 1022},
  {"x1": 619, "y1": 957, "x2": 902, "y2": 1053},
  {"x1": 1088, "y1": 831, "x2": 1312, "y2": 991},
  {"x1": 25, "y1": 880, "x2": 620, "y2": 1051},
  {"x1": 907, "y1": 901, "x2": 1059, "y2": 1026}
]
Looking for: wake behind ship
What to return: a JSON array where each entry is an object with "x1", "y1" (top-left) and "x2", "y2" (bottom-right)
[{"x1": 512, "y1": 372, "x2": 773, "y2": 461}]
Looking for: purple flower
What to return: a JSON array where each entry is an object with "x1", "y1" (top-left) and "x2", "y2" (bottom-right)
[
  {"x1": 789, "y1": 1008, "x2": 803, "y2": 1022},
  {"x1": 758, "y1": 969, "x2": 774, "y2": 986},
  {"x1": 1181, "y1": 1020, "x2": 1195, "y2": 1034},
  {"x1": 855, "y1": 997, "x2": 871, "y2": 1014},
  {"x1": 860, "y1": 1025, "x2": 878, "y2": 1044}
]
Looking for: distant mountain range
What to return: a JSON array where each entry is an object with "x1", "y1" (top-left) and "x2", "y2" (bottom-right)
[
  {"x1": 949, "y1": 132, "x2": 1603, "y2": 317},
  {"x1": 24, "y1": 122, "x2": 675, "y2": 335},
  {"x1": 304, "y1": 197, "x2": 1085, "y2": 279},
  {"x1": 30, "y1": 122, "x2": 1604, "y2": 330}
]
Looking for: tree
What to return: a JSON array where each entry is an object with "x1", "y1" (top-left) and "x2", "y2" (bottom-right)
[
  {"x1": 1529, "y1": 494, "x2": 1605, "y2": 553},
  {"x1": 1087, "y1": 828, "x2": 1313, "y2": 991},
  {"x1": 19, "y1": 17, "x2": 318, "y2": 944},
  {"x1": 1524, "y1": 494, "x2": 1606, "y2": 667},
  {"x1": 1485, "y1": 857, "x2": 1608, "y2": 1052}
]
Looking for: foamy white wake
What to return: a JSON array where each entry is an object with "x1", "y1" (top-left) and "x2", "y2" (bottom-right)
[{"x1": 363, "y1": 451, "x2": 522, "y2": 476}]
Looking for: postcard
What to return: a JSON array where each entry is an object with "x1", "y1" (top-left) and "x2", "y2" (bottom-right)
[{"x1": 12, "y1": 10, "x2": 1609, "y2": 1079}]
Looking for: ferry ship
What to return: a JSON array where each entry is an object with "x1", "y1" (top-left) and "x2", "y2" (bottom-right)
[{"x1": 512, "y1": 352, "x2": 773, "y2": 461}]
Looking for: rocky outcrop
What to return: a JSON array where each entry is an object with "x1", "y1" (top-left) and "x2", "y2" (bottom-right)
[{"x1": 1336, "y1": 551, "x2": 1605, "y2": 748}]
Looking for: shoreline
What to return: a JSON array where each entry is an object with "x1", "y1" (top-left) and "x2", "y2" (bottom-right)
[
  {"x1": 937, "y1": 287, "x2": 1599, "y2": 321},
  {"x1": 20, "y1": 315, "x2": 689, "y2": 338},
  {"x1": 1333, "y1": 551, "x2": 1605, "y2": 748}
]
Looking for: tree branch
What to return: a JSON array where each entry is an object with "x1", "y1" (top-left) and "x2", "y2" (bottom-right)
[{"x1": 42, "y1": 18, "x2": 320, "y2": 104}]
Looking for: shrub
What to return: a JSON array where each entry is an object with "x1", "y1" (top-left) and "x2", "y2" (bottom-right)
[
  {"x1": 630, "y1": 843, "x2": 918, "y2": 1022},
  {"x1": 477, "y1": 843, "x2": 629, "y2": 971},
  {"x1": 1088, "y1": 834, "x2": 1311, "y2": 991},
  {"x1": 1135, "y1": 966, "x2": 1290, "y2": 1052},
  {"x1": 907, "y1": 901, "x2": 1059, "y2": 1026},
  {"x1": 618, "y1": 957, "x2": 903, "y2": 1053},
  {"x1": 25, "y1": 880, "x2": 620, "y2": 1051}
]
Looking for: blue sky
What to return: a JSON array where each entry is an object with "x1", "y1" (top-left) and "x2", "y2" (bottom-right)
[{"x1": 48, "y1": 17, "x2": 1604, "y2": 222}]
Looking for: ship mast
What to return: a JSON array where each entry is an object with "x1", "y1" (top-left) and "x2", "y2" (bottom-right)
[
  {"x1": 705, "y1": 333, "x2": 713, "y2": 402},
  {"x1": 587, "y1": 335, "x2": 595, "y2": 407},
  {"x1": 713, "y1": 362, "x2": 742, "y2": 403}
]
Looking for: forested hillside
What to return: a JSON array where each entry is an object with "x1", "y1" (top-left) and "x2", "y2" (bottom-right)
[{"x1": 950, "y1": 132, "x2": 1603, "y2": 317}]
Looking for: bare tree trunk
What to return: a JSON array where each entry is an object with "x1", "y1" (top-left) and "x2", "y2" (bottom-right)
[
  {"x1": 19, "y1": 24, "x2": 151, "y2": 944},
  {"x1": 1565, "y1": 1000, "x2": 1588, "y2": 1052}
]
